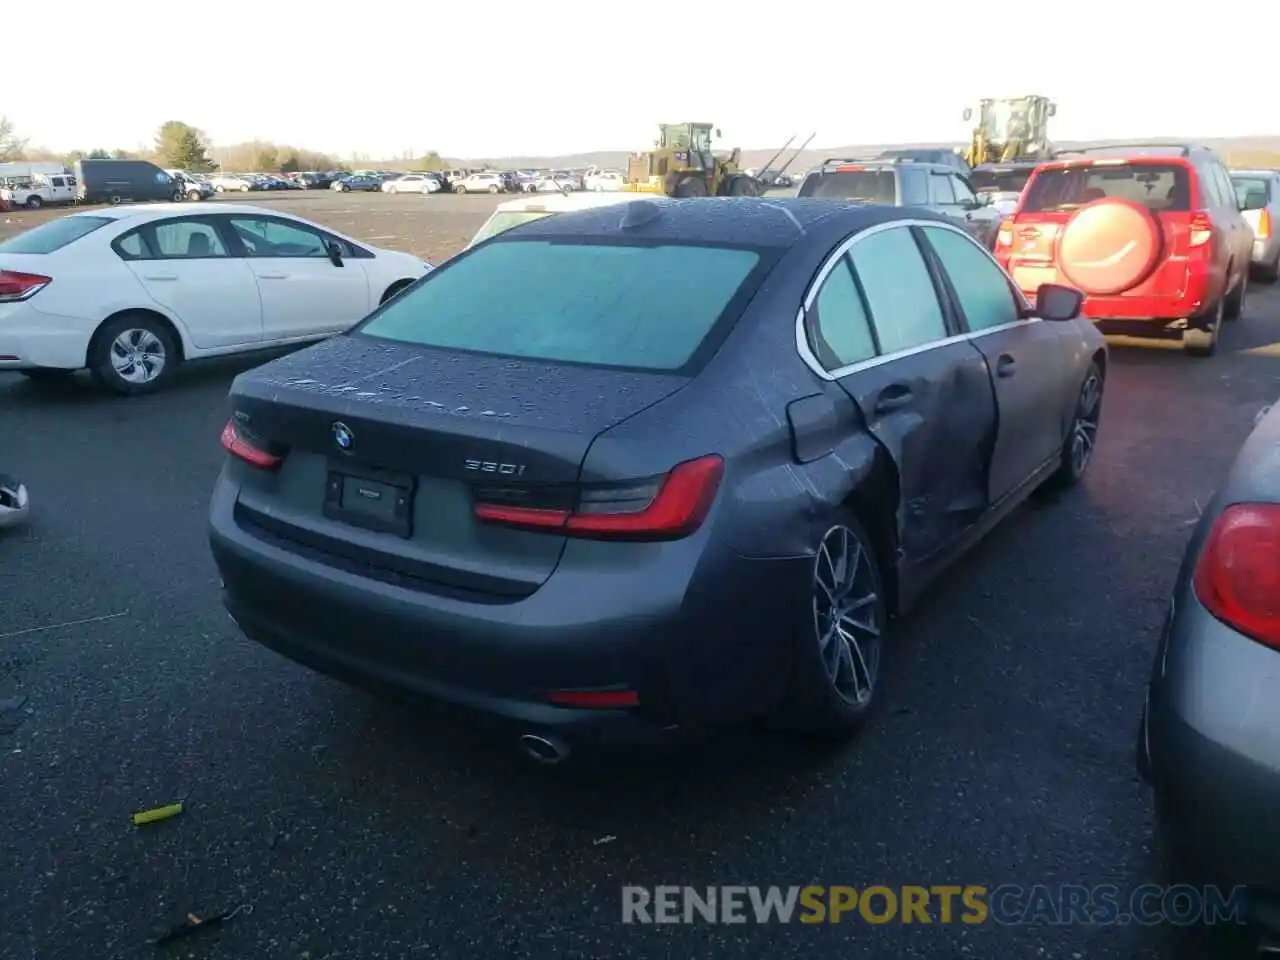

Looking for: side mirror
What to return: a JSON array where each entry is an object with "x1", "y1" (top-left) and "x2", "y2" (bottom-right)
[
  {"x1": 714, "y1": 128, "x2": 722, "y2": 138},
  {"x1": 326, "y1": 242, "x2": 344, "y2": 268},
  {"x1": 1048, "y1": 104, "x2": 1057, "y2": 117},
  {"x1": 1035, "y1": 283, "x2": 1084, "y2": 322},
  {"x1": 962, "y1": 108, "x2": 972, "y2": 122}
]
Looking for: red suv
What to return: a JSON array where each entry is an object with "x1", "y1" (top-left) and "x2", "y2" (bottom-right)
[{"x1": 994, "y1": 144, "x2": 1253, "y2": 357}]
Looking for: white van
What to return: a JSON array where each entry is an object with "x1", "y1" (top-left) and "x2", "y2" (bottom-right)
[
  {"x1": 0, "y1": 173, "x2": 77, "y2": 209},
  {"x1": 467, "y1": 191, "x2": 653, "y2": 248}
]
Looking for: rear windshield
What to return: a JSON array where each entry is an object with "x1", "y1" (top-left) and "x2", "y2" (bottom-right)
[
  {"x1": 469, "y1": 211, "x2": 554, "y2": 246},
  {"x1": 1232, "y1": 176, "x2": 1271, "y2": 211},
  {"x1": 969, "y1": 168, "x2": 1033, "y2": 194},
  {"x1": 1022, "y1": 163, "x2": 1191, "y2": 213},
  {"x1": 799, "y1": 170, "x2": 896, "y2": 203},
  {"x1": 0, "y1": 216, "x2": 112, "y2": 254},
  {"x1": 357, "y1": 239, "x2": 767, "y2": 372}
]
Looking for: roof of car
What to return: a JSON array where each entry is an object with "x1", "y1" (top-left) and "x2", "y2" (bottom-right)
[
  {"x1": 65, "y1": 202, "x2": 278, "y2": 221},
  {"x1": 494, "y1": 192, "x2": 643, "y2": 214},
  {"x1": 507, "y1": 197, "x2": 941, "y2": 248}
]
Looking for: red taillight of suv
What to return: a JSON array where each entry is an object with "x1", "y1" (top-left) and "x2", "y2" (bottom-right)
[
  {"x1": 0, "y1": 270, "x2": 52, "y2": 303},
  {"x1": 1193, "y1": 503, "x2": 1280, "y2": 649},
  {"x1": 1187, "y1": 211, "x2": 1213, "y2": 248},
  {"x1": 474, "y1": 455, "x2": 725, "y2": 542}
]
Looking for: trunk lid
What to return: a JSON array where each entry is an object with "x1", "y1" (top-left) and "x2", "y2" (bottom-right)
[{"x1": 227, "y1": 334, "x2": 689, "y2": 598}]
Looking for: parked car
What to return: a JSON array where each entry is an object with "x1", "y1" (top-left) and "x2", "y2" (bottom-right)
[
  {"x1": 381, "y1": 174, "x2": 438, "y2": 195},
  {"x1": 294, "y1": 172, "x2": 337, "y2": 190},
  {"x1": 455, "y1": 172, "x2": 509, "y2": 194},
  {"x1": 583, "y1": 170, "x2": 626, "y2": 192},
  {"x1": 211, "y1": 174, "x2": 256, "y2": 193},
  {"x1": 995, "y1": 144, "x2": 1254, "y2": 357},
  {"x1": 167, "y1": 171, "x2": 215, "y2": 201},
  {"x1": 1140, "y1": 399, "x2": 1280, "y2": 947},
  {"x1": 798, "y1": 157, "x2": 1003, "y2": 249},
  {"x1": 466, "y1": 191, "x2": 654, "y2": 248},
  {"x1": 75, "y1": 159, "x2": 183, "y2": 205},
  {"x1": 1230, "y1": 169, "x2": 1280, "y2": 283},
  {"x1": 0, "y1": 203, "x2": 431, "y2": 395},
  {"x1": 332, "y1": 175, "x2": 381, "y2": 192},
  {"x1": 208, "y1": 199, "x2": 1104, "y2": 759},
  {"x1": 534, "y1": 173, "x2": 575, "y2": 194}
]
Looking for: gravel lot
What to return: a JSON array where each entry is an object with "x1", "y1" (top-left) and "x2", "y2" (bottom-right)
[{"x1": 2, "y1": 193, "x2": 1280, "y2": 959}]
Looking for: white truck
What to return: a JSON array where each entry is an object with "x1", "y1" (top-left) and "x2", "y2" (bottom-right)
[{"x1": 0, "y1": 172, "x2": 77, "y2": 209}]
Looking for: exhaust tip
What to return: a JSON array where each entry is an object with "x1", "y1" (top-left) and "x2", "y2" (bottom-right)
[{"x1": 519, "y1": 733, "x2": 570, "y2": 765}]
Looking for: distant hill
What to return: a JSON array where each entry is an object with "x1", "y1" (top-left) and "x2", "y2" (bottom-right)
[{"x1": 452, "y1": 136, "x2": 1280, "y2": 172}]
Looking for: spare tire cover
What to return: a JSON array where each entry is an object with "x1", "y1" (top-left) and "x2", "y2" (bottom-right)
[{"x1": 1058, "y1": 198, "x2": 1163, "y2": 296}]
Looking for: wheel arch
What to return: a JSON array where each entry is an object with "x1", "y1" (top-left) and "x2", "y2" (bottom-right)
[
  {"x1": 840, "y1": 448, "x2": 902, "y2": 616},
  {"x1": 379, "y1": 278, "x2": 417, "y2": 304},
  {"x1": 86, "y1": 307, "x2": 187, "y2": 367}
]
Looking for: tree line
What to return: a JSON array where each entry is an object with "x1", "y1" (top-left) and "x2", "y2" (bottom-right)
[{"x1": 0, "y1": 117, "x2": 449, "y2": 173}]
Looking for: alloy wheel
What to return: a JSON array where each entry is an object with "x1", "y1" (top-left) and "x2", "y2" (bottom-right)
[
  {"x1": 812, "y1": 524, "x2": 882, "y2": 705},
  {"x1": 110, "y1": 328, "x2": 167, "y2": 384},
  {"x1": 1070, "y1": 371, "x2": 1102, "y2": 476}
]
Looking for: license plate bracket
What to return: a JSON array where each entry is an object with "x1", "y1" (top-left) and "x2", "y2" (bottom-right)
[{"x1": 323, "y1": 460, "x2": 414, "y2": 538}]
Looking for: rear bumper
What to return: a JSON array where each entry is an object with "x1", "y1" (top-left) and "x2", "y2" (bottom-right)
[
  {"x1": 1252, "y1": 237, "x2": 1280, "y2": 269},
  {"x1": 1147, "y1": 591, "x2": 1280, "y2": 892},
  {"x1": 0, "y1": 302, "x2": 94, "y2": 369},
  {"x1": 208, "y1": 473, "x2": 806, "y2": 744}
]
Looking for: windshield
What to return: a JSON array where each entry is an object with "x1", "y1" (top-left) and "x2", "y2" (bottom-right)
[
  {"x1": 1021, "y1": 163, "x2": 1190, "y2": 213},
  {"x1": 969, "y1": 168, "x2": 1033, "y2": 195},
  {"x1": 1232, "y1": 176, "x2": 1271, "y2": 211},
  {"x1": 357, "y1": 239, "x2": 767, "y2": 372},
  {"x1": 799, "y1": 170, "x2": 896, "y2": 204},
  {"x1": 980, "y1": 99, "x2": 1035, "y2": 143},
  {"x1": 468, "y1": 210, "x2": 555, "y2": 246},
  {"x1": 0, "y1": 216, "x2": 113, "y2": 253}
]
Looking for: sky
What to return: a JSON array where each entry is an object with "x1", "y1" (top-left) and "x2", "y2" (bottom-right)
[{"x1": 6, "y1": 1, "x2": 1274, "y2": 160}]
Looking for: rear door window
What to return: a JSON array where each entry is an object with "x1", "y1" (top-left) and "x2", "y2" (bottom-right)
[
  {"x1": 799, "y1": 169, "x2": 896, "y2": 203},
  {"x1": 969, "y1": 168, "x2": 1034, "y2": 194},
  {"x1": 807, "y1": 256, "x2": 877, "y2": 369},
  {"x1": 1022, "y1": 163, "x2": 1192, "y2": 213},
  {"x1": 849, "y1": 226, "x2": 948, "y2": 354},
  {"x1": 357, "y1": 239, "x2": 769, "y2": 373}
]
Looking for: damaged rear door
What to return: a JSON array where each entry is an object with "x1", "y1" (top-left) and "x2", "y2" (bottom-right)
[{"x1": 832, "y1": 223, "x2": 997, "y2": 564}]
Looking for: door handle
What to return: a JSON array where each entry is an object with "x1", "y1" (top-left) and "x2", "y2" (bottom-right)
[
  {"x1": 257, "y1": 274, "x2": 288, "y2": 279},
  {"x1": 873, "y1": 383, "x2": 913, "y2": 414},
  {"x1": 996, "y1": 354, "x2": 1017, "y2": 378},
  {"x1": 143, "y1": 274, "x2": 178, "y2": 281}
]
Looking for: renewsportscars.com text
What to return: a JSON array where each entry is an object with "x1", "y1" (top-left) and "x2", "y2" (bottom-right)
[{"x1": 621, "y1": 884, "x2": 1248, "y2": 926}]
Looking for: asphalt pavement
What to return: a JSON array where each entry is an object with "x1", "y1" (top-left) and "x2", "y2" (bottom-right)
[{"x1": 2, "y1": 195, "x2": 1280, "y2": 959}]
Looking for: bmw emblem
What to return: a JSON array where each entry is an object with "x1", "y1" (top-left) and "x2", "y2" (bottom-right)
[{"x1": 332, "y1": 421, "x2": 354, "y2": 452}]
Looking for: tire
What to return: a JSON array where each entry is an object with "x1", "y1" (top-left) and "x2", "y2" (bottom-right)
[
  {"x1": 1223, "y1": 269, "x2": 1247, "y2": 321},
  {"x1": 1046, "y1": 361, "x2": 1103, "y2": 488},
  {"x1": 488, "y1": 184, "x2": 500, "y2": 194},
  {"x1": 674, "y1": 177, "x2": 708, "y2": 198},
  {"x1": 778, "y1": 512, "x2": 888, "y2": 739},
  {"x1": 88, "y1": 314, "x2": 178, "y2": 396},
  {"x1": 187, "y1": 190, "x2": 202, "y2": 201},
  {"x1": 25, "y1": 196, "x2": 42, "y2": 209},
  {"x1": 729, "y1": 176, "x2": 754, "y2": 197},
  {"x1": 109, "y1": 195, "x2": 122, "y2": 205},
  {"x1": 240, "y1": 184, "x2": 251, "y2": 192},
  {"x1": 1183, "y1": 298, "x2": 1223, "y2": 357},
  {"x1": 454, "y1": 184, "x2": 467, "y2": 194},
  {"x1": 339, "y1": 183, "x2": 349, "y2": 192},
  {"x1": 215, "y1": 185, "x2": 225, "y2": 192},
  {"x1": 171, "y1": 191, "x2": 183, "y2": 202}
]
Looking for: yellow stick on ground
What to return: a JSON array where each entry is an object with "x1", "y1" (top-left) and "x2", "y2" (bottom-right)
[{"x1": 131, "y1": 802, "x2": 183, "y2": 825}]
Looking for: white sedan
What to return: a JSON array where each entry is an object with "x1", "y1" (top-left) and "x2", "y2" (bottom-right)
[
  {"x1": 0, "y1": 203, "x2": 431, "y2": 395},
  {"x1": 381, "y1": 174, "x2": 440, "y2": 195}
]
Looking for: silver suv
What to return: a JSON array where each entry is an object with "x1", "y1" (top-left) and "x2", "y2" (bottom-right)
[{"x1": 798, "y1": 157, "x2": 1004, "y2": 249}]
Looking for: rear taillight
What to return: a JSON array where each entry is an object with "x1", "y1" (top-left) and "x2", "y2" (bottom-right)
[
  {"x1": 995, "y1": 220, "x2": 1014, "y2": 250},
  {"x1": 1192, "y1": 503, "x2": 1280, "y2": 649},
  {"x1": 1258, "y1": 208, "x2": 1272, "y2": 241},
  {"x1": 473, "y1": 454, "x2": 724, "y2": 541},
  {"x1": 0, "y1": 270, "x2": 51, "y2": 302},
  {"x1": 220, "y1": 419, "x2": 283, "y2": 470},
  {"x1": 1188, "y1": 211, "x2": 1213, "y2": 248}
]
